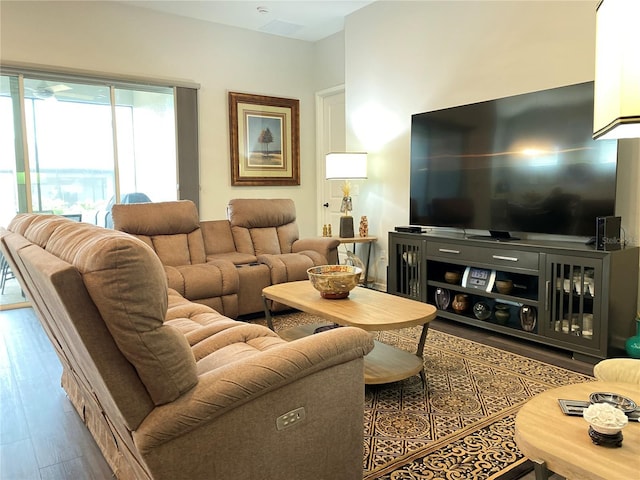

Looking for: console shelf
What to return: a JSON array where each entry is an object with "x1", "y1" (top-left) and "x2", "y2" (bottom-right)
[{"x1": 388, "y1": 232, "x2": 639, "y2": 361}]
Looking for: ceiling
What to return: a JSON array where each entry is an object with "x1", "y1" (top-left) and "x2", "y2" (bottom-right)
[{"x1": 123, "y1": 1, "x2": 375, "y2": 42}]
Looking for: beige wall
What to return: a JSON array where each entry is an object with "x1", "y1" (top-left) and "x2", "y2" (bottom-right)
[
  {"x1": 345, "y1": 1, "x2": 640, "y2": 296},
  {"x1": 2, "y1": 1, "x2": 638, "y2": 303},
  {"x1": 0, "y1": 0, "x2": 328, "y2": 237}
]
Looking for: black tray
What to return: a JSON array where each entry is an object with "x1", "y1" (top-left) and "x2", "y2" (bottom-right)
[
  {"x1": 558, "y1": 399, "x2": 590, "y2": 416},
  {"x1": 558, "y1": 399, "x2": 640, "y2": 421}
]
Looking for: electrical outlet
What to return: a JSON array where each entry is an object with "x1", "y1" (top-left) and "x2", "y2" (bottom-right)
[
  {"x1": 276, "y1": 407, "x2": 306, "y2": 430},
  {"x1": 379, "y1": 250, "x2": 387, "y2": 262}
]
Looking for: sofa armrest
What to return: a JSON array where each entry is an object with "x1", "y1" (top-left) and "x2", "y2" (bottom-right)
[
  {"x1": 133, "y1": 326, "x2": 373, "y2": 450},
  {"x1": 293, "y1": 237, "x2": 340, "y2": 265}
]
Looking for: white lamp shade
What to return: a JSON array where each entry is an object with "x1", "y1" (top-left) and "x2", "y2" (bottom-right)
[
  {"x1": 593, "y1": 0, "x2": 640, "y2": 140},
  {"x1": 325, "y1": 152, "x2": 368, "y2": 179}
]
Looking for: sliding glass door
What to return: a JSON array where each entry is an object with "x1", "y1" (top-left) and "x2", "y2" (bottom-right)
[
  {"x1": 1, "y1": 71, "x2": 185, "y2": 308},
  {"x1": 23, "y1": 78, "x2": 116, "y2": 219},
  {"x1": 1, "y1": 74, "x2": 177, "y2": 226},
  {"x1": 114, "y1": 88, "x2": 177, "y2": 209}
]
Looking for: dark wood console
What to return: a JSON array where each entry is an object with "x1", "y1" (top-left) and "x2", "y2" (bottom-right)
[{"x1": 388, "y1": 232, "x2": 639, "y2": 361}]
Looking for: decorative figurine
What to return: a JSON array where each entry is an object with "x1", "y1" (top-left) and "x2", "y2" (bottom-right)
[{"x1": 359, "y1": 215, "x2": 368, "y2": 237}]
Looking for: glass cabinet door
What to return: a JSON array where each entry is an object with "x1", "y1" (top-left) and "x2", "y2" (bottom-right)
[
  {"x1": 389, "y1": 236, "x2": 425, "y2": 301},
  {"x1": 545, "y1": 255, "x2": 603, "y2": 351}
]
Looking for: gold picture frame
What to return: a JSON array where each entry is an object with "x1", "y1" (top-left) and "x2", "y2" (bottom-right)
[{"x1": 229, "y1": 92, "x2": 300, "y2": 186}]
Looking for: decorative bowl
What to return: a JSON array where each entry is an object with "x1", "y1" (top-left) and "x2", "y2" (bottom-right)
[
  {"x1": 307, "y1": 265, "x2": 362, "y2": 299},
  {"x1": 495, "y1": 279, "x2": 513, "y2": 295},
  {"x1": 444, "y1": 271, "x2": 461, "y2": 284},
  {"x1": 589, "y1": 392, "x2": 637, "y2": 414},
  {"x1": 583, "y1": 402, "x2": 629, "y2": 435}
]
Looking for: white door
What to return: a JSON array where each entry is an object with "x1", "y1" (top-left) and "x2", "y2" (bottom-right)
[{"x1": 315, "y1": 86, "x2": 345, "y2": 237}]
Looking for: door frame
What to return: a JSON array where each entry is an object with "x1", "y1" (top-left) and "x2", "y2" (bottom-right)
[{"x1": 315, "y1": 84, "x2": 345, "y2": 235}]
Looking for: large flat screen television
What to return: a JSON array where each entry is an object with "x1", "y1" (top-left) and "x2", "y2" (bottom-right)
[{"x1": 409, "y1": 81, "x2": 618, "y2": 239}]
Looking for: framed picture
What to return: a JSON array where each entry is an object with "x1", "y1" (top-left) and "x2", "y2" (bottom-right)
[{"x1": 229, "y1": 92, "x2": 300, "y2": 186}]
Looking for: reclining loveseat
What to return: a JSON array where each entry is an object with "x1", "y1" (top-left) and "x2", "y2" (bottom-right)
[
  {"x1": 112, "y1": 199, "x2": 339, "y2": 318},
  {"x1": 0, "y1": 213, "x2": 373, "y2": 480}
]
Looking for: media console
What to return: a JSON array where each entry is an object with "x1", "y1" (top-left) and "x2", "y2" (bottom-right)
[{"x1": 388, "y1": 231, "x2": 639, "y2": 361}]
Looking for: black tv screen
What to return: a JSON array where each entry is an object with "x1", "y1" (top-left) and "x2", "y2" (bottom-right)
[{"x1": 409, "y1": 81, "x2": 618, "y2": 238}]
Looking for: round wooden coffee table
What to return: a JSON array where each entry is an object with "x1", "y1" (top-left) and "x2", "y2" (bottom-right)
[{"x1": 514, "y1": 381, "x2": 640, "y2": 480}]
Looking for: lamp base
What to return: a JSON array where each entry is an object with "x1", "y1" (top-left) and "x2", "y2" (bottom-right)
[{"x1": 339, "y1": 216, "x2": 354, "y2": 238}]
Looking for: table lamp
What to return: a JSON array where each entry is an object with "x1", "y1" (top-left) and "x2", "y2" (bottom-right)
[
  {"x1": 326, "y1": 152, "x2": 367, "y2": 238},
  {"x1": 593, "y1": 0, "x2": 640, "y2": 140}
]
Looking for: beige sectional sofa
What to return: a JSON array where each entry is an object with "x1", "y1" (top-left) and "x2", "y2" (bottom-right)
[
  {"x1": 0, "y1": 213, "x2": 374, "y2": 480},
  {"x1": 112, "y1": 199, "x2": 339, "y2": 318}
]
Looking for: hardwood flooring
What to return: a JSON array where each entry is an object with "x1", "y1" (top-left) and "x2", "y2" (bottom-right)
[
  {"x1": 0, "y1": 307, "x2": 592, "y2": 479},
  {"x1": 0, "y1": 308, "x2": 113, "y2": 480}
]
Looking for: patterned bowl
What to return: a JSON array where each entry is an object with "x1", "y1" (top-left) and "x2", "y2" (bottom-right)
[{"x1": 307, "y1": 265, "x2": 362, "y2": 299}]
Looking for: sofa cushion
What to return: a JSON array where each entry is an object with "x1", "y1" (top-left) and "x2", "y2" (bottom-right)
[
  {"x1": 113, "y1": 201, "x2": 207, "y2": 266},
  {"x1": 199, "y1": 220, "x2": 239, "y2": 255},
  {"x1": 113, "y1": 200, "x2": 200, "y2": 236},
  {"x1": 12, "y1": 215, "x2": 199, "y2": 406},
  {"x1": 150, "y1": 231, "x2": 207, "y2": 266},
  {"x1": 228, "y1": 198, "x2": 296, "y2": 229},
  {"x1": 206, "y1": 251, "x2": 258, "y2": 265},
  {"x1": 165, "y1": 261, "x2": 239, "y2": 300},
  {"x1": 228, "y1": 199, "x2": 301, "y2": 255}
]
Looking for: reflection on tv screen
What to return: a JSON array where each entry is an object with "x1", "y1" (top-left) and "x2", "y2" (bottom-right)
[{"x1": 409, "y1": 81, "x2": 618, "y2": 237}]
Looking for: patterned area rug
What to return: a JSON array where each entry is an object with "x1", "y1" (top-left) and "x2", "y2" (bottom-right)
[{"x1": 257, "y1": 311, "x2": 594, "y2": 479}]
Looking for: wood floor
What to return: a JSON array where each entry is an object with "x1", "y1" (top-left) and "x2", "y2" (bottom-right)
[{"x1": 0, "y1": 307, "x2": 593, "y2": 480}]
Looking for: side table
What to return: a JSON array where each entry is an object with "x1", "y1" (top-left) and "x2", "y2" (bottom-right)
[
  {"x1": 514, "y1": 381, "x2": 639, "y2": 480},
  {"x1": 337, "y1": 236, "x2": 377, "y2": 285}
]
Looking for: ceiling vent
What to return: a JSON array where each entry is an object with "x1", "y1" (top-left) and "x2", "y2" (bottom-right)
[{"x1": 259, "y1": 19, "x2": 303, "y2": 37}]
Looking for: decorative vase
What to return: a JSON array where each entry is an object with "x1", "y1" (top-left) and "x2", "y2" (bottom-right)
[
  {"x1": 452, "y1": 294, "x2": 469, "y2": 314},
  {"x1": 519, "y1": 305, "x2": 537, "y2": 332},
  {"x1": 495, "y1": 279, "x2": 513, "y2": 295},
  {"x1": 359, "y1": 216, "x2": 368, "y2": 237},
  {"x1": 434, "y1": 288, "x2": 451, "y2": 310},
  {"x1": 625, "y1": 315, "x2": 640, "y2": 359},
  {"x1": 473, "y1": 301, "x2": 491, "y2": 320},
  {"x1": 494, "y1": 304, "x2": 510, "y2": 325}
]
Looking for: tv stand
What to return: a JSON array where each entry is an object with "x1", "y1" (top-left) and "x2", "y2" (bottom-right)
[{"x1": 388, "y1": 231, "x2": 639, "y2": 361}]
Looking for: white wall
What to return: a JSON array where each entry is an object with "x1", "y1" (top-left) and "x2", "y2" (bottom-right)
[
  {"x1": 313, "y1": 31, "x2": 345, "y2": 92},
  {"x1": 0, "y1": 0, "x2": 327, "y2": 237},
  {"x1": 345, "y1": 1, "x2": 640, "y2": 292}
]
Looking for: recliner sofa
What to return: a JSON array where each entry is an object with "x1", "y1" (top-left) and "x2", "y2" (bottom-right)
[
  {"x1": 0, "y1": 213, "x2": 374, "y2": 480},
  {"x1": 112, "y1": 199, "x2": 339, "y2": 317}
]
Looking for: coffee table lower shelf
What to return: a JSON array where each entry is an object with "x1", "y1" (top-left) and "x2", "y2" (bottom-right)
[{"x1": 279, "y1": 323, "x2": 425, "y2": 385}]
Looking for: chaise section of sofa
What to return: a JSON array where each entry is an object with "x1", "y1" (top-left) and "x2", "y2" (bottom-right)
[{"x1": 1, "y1": 214, "x2": 374, "y2": 480}]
